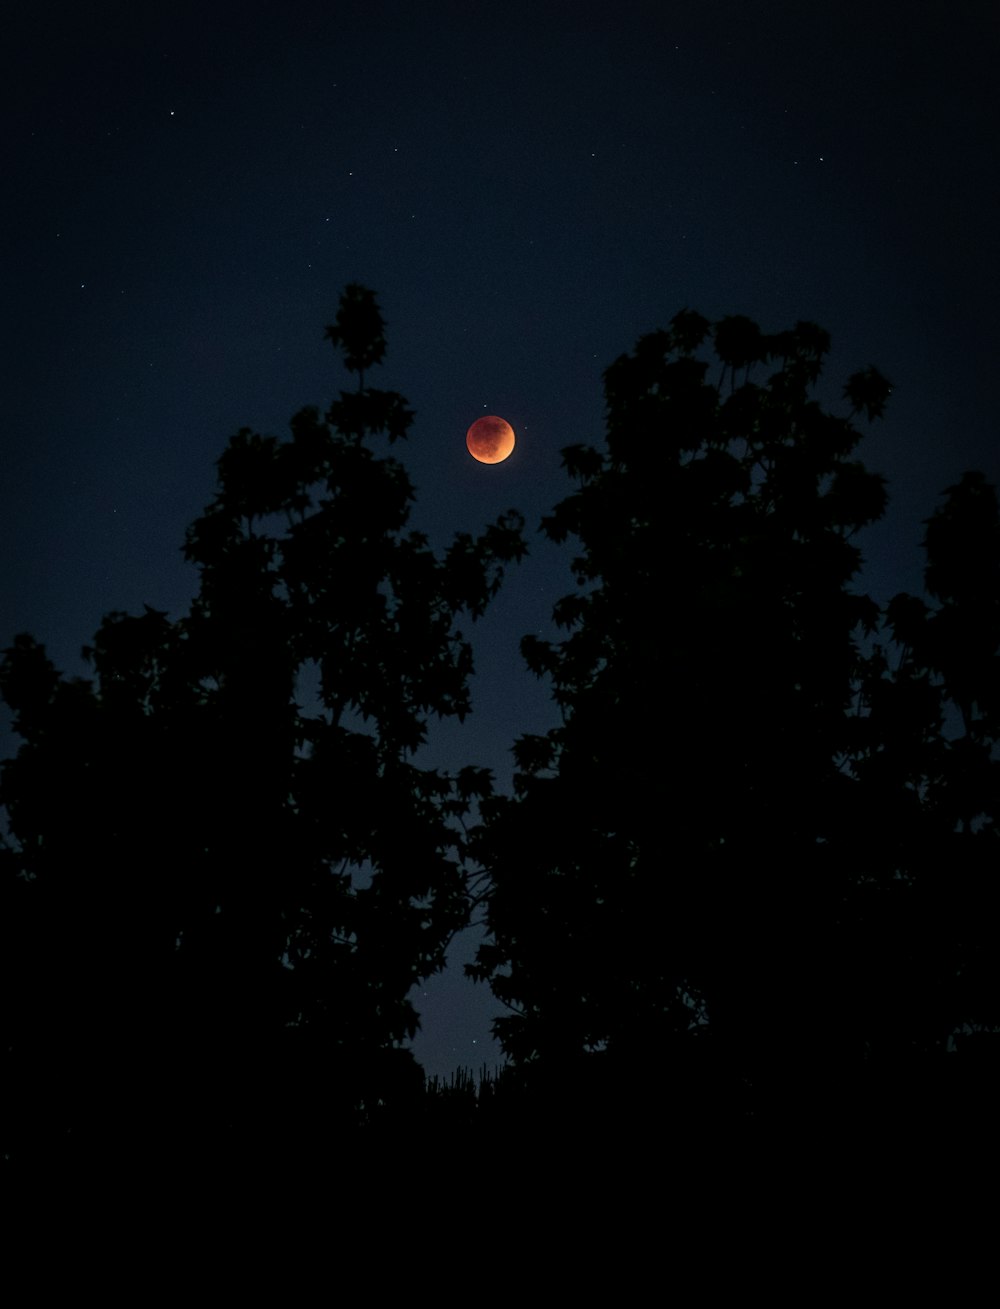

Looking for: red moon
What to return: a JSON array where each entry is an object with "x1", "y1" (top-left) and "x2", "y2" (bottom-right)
[{"x1": 466, "y1": 415, "x2": 516, "y2": 464}]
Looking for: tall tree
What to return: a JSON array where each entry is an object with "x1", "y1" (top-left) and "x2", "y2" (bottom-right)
[
  {"x1": 1, "y1": 286, "x2": 524, "y2": 1164},
  {"x1": 469, "y1": 312, "x2": 997, "y2": 1126},
  {"x1": 838, "y1": 471, "x2": 1000, "y2": 1109}
]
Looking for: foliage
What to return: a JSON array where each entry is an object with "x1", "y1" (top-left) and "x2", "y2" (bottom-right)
[
  {"x1": 841, "y1": 471, "x2": 1000, "y2": 1079},
  {"x1": 6, "y1": 286, "x2": 998, "y2": 1157},
  {"x1": 1, "y1": 287, "x2": 525, "y2": 1162},
  {"x1": 469, "y1": 310, "x2": 999, "y2": 1120}
]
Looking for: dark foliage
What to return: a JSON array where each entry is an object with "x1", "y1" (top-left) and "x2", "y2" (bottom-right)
[
  {"x1": 5, "y1": 291, "x2": 998, "y2": 1165},
  {"x1": 470, "y1": 314, "x2": 999, "y2": 1132},
  {"x1": 1, "y1": 287, "x2": 525, "y2": 1167}
]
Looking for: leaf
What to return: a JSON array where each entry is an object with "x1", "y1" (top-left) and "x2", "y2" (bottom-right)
[
  {"x1": 560, "y1": 444, "x2": 604, "y2": 480},
  {"x1": 714, "y1": 315, "x2": 766, "y2": 371},
  {"x1": 323, "y1": 284, "x2": 388, "y2": 377},
  {"x1": 885, "y1": 593, "x2": 929, "y2": 648},
  {"x1": 511, "y1": 734, "x2": 557, "y2": 775},
  {"x1": 843, "y1": 366, "x2": 893, "y2": 421},
  {"x1": 824, "y1": 461, "x2": 888, "y2": 531},
  {"x1": 669, "y1": 308, "x2": 711, "y2": 353}
]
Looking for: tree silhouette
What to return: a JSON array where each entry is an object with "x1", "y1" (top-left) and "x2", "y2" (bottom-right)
[
  {"x1": 839, "y1": 471, "x2": 1000, "y2": 1116},
  {"x1": 6, "y1": 294, "x2": 997, "y2": 1162},
  {"x1": 469, "y1": 311, "x2": 999, "y2": 1131},
  {"x1": 1, "y1": 286, "x2": 524, "y2": 1166}
]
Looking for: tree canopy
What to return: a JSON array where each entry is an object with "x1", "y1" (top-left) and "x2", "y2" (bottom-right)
[
  {"x1": 468, "y1": 311, "x2": 1000, "y2": 1130},
  {"x1": 1, "y1": 285, "x2": 524, "y2": 1165},
  {"x1": 4, "y1": 291, "x2": 998, "y2": 1163}
]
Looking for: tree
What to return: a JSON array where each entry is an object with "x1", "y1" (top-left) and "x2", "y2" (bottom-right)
[
  {"x1": 838, "y1": 471, "x2": 1000, "y2": 1112},
  {"x1": 470, "y1": 310, "x2": 999, "y2": 1129},
  {"x1": 1, "y1": 286, "x2": 525, "y2": 1164}
]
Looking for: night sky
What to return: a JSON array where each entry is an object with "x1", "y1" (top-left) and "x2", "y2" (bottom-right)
[{"x1": 4, "y1": 0, "x2": 998, "y2": 1079}]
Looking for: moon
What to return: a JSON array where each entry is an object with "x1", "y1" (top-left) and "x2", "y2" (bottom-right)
[{"x1": 466, "y1": 415, "x2": 515, "y2": 464}]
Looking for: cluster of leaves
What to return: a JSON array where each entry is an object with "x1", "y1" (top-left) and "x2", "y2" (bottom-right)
[
  {"x1": 0, "y1": 286, "x2": 524, "y2": 1161},
  {"x1": 469, "y1": 310, "x2": 999, "y2": 1120}
]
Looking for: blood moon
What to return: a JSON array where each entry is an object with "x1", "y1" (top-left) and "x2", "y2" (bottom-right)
[{"x1": 466, "y1": 415, "x2": 515, "y2": 464}]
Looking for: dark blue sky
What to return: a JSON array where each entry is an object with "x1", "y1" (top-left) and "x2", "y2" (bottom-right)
[{"x1": 4, "y1": 0, "x2": 998, "y2": 1076}]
